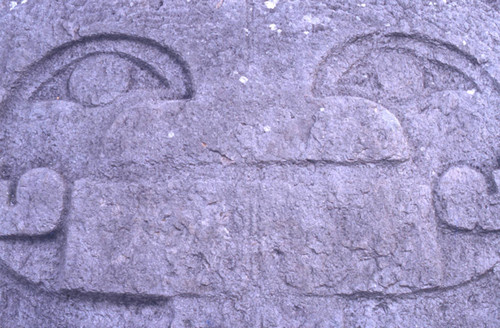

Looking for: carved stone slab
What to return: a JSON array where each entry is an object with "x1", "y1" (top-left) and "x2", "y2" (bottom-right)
[{"x1": 0, "y1": 0, "x2": 499, "y2": 327}]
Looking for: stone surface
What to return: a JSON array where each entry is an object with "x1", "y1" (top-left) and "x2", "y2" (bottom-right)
[
  {"x1": 64, "y1": 174, "x2": 251, "y2": 297},
  {"x1": 438, "y1": 166, "x2": 500, "y2": 231},
  {"x1": 305, "y1": 97, "x2": 410, "y2": 163},
  {"x1": 0, "y1": 0, "x2": 499, "y2": 327},
  {"x1": 0, "y1": 168, "x2": 64, "y2": 236}
]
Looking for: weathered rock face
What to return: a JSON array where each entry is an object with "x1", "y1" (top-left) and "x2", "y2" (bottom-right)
[{"x1": 0, "y1": 1, "x2": 499, "y2": 327}]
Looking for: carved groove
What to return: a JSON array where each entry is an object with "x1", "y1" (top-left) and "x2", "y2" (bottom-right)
[
  {"x1": 313, "y1": 33, "x2": 499, "y2": 102},
  {"x1": 0, "y1": 30, "x2": 498, "y2": 319},
  {"x1": 0, "y1": 33, "x2": 194, "y2": 117}
]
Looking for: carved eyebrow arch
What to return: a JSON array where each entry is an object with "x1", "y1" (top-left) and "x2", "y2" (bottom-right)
[
  {"x1": 338, "y1": 46, "x2": 479, "y2": 92},
  {"x1": 29, "y1": 51, "x2": 172, "y2": 103},
  {"x1": 385, "y1": 32, "x2": 481, "y2": 65},
  {"x1": 313, "y1": 32, "x2": 500, "y2": 97},
  {"x1": 2, "y1": 33, "x2": 194, "y2": 112}
]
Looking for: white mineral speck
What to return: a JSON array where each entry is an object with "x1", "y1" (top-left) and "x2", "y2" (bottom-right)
[
  {"x1": 9, "y1": 1, "x2": 17, "y2": 10},
  {"x1": 319, "y1": 107, "x2": 325, "y2": 112},
  {"x1": 264, "y1": 0, "x2": 278, "y2": 9},
  {"x1": 269, "y1": 24, "x2": 277, "y2": 31},
  {"x1": 239, "y1": 76, "x2": 249, "y2": 84},
  {"x1": 462, "y1": 40, "x2": 467, "y2": 45},
  {"x1": 303, "y1": 14, "x2": 321, "y2": 24},
  {"x1": 466, "y1": 89, "x2": 476, "y2": 95},
  {"x1": 360, "y1": 3, "x2": 366, "y2": 7},
  {"x1": 263, "y1": 125, "x2": 271, "y2": 132},
  {"x1": 304, "y1": 31, "x2": 310, "y2": 35},
  {"x1": 21, "y1": 0, "x2": 27, "y2": 3},
  {"x1": 168, "y1": 131, "x2": 175, "y2": 138},
  {"x1": 277, "y1": 29, "x2": 282, "y2": 34}
]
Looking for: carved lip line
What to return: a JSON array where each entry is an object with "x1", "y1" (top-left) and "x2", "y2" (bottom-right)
[
  {"x1": 294, "y1": 264, "x2": 498, "y2": 301},
  {"x1": 0, "y1": 256, "x2": 497, "y2": 302}
]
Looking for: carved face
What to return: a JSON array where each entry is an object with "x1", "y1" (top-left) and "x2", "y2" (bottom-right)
[{"x1": 0, "y1": 33, "x2": 498, "y2": 299}]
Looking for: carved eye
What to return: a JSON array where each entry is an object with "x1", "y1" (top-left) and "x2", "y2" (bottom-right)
[
  {"x1": 0, "y1": 34, "x2": 194, "y2": 178},
  {"x1": 9, "y1": 34, "x2": 193, "y2": 108},
  {"x1": 313, "y1": 33, "x2": 492, "y2": 103}
]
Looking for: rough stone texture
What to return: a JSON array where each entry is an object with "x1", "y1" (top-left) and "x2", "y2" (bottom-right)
[
  {"x1": 438, "y1": 166, "x2": 500, "y2": 231},
  {"x1": 64, "y1": 175, "x2": 252, "y2": 297},
  {"x1": 0, "y1": 168, "x2": 64, "y2": 236},
  {"x1": 0, "y1": 0, "x2": 499, "y2": 327}
]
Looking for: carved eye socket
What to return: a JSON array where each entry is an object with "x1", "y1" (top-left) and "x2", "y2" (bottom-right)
[
  {"x1": 33, "y1": 52, "x2": 174, "y2": 107},
  {"x1": 0, "y1": 34, "x2": 194, "y2": 178},
  {"x1": 9, "y1": 34, "x2": 193, "y2": 108},
  {"x1": 313, "y1": 33, "x2": 492, "y2": 103},
  {"x1": 335, "y1": 49, "x2": 477, "y2": 101}
]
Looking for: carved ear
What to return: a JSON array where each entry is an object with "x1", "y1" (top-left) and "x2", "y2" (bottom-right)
[{"x1": 0, "y1": 168, "x2": 64, "y2": 236}]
